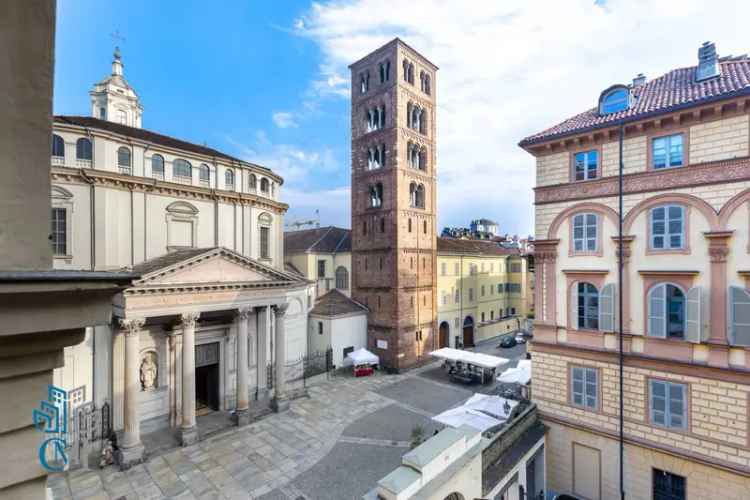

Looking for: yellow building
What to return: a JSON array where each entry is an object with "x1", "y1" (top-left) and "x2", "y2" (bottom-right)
[{"x1": 436, "y1": 237, "x2": 533, "y2": 348}]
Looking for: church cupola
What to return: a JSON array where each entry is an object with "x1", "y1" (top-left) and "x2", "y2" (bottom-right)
[{"x1": 89, "y1": 47, "x2": 143, "y2": 128}]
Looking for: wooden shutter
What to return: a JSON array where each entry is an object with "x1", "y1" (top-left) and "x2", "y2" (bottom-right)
[
  {"x1": 648, "y1": 284, "x2": 666, "y2": 338},
  {"x1": 599, "y1": 283, "x2": 615, "y2": 332},
  {"x1": 570, "y1": 281, "x2": 578, "y2": 329},
  {"x1": 685, "y1": 286, "x2": 703, "y2": 343},
  {"x1": 728, "y1": 286, "x2": 750, "y2": 346}
]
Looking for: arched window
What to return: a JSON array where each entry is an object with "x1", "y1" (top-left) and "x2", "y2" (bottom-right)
[
  {"x1": 648, "y1": 283, "x2": 686, "y2": 339},
  {"x1": 572, "y1": 213, "x2": 598, "y2": 253},
  {"x1": 173, "y1": 159, "x2": 192, "y2": 182},
  {"x1": 650, "y1": 204, "x2": 685, "y2": 250},
  {"x1": 151, "y1": 154, "x2": 165, "y2": 179},
  {"x1": 419, "y1": 147, "x2": 427, "y2": 170},
  {"x1": 76, "y1": 138, "x2": 92, "y2": 161},
  {"x1": 258, "y1": 212, "x2": 272, "y2": 259},
  {"x1": 416, "y1": 184, "x2": 425, "y2": 208},
  {"x1": 335, "y1": 266, "x2": 349, "y2": 290},
  {"x1": 51, "y1": 134, "x2": 65, "y2": 158},
  {"x1": 165, "y1": 201, "x2": 199, "y2": 249},
  {"x1": 225, "y1": 169, "x2": 235, "y2": 189},
  {"x1": 408, "y1": 63, "x2": 415, "y2": 84},
  {"x1": 599, "y1": 86, "x2": 630, "y2": 115},
  {"x1": 117, "y1": 147, "x2": 131, "y2": 174},
  {"x1": 199, "y1": 164, "x2": 210, "y2": 186},
  {"x1": 379, "y1": 60, "x2": 390, "y2": 83},
  {"x1": 577, "y1": 282, "x2": 599, "y2": 330},
  {"x1": 409, "y1": 182, "x2": 417, "y2": 207},
  {"x1": 260, "y1": 177, "x2": 270, "y2": 193},
  {"x1": 403, "y1": 59, "x2": 410, "y2": 81},
  {"x1": 424, "y1": 74, "x2": 431, "y2": 95},
  {"x1": 360, "y1": 71, "x2": 370, "y2": 94},
  {"x1": 419, "y1": 108, "x2": 427, "y2": 134},
  {"x1": 369, "y1": 183, "x2": 383, "y2": 208},
  {"x1": 248, "y1": 173, "x2": 257, "y2": 190}
]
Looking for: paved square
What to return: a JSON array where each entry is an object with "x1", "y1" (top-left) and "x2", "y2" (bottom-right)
[{"x1": 47, "y1": 346, "x2": 525, "y2": 500}]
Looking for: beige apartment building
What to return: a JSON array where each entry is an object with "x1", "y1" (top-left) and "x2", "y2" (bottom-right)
[
  {"x1": 521, "y1": 43, "x2": 750, "y2": 499},
  {"x1": 436, "y1": 238, "x2": 533, "y2": 349}
]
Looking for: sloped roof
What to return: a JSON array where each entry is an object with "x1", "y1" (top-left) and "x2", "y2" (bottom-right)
[
  {"x1": 520, "y1": 55, "x2": 750, "y2": 147},
  {"x1": 54, "y1": 115, "x2": 276, "y2": 177},
  {"x1": 284, "y1": 226, "x2": 351, "y2": 254},
  {"x1": 310, "y1": 289, "x2": 368, "y2": 317},
  {"x1": 437, "y1": 237, "x2": 520, "y2": 256}
]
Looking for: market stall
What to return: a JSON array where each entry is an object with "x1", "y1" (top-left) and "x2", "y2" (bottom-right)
[
  {"x1": 343, "y1": 348, "x2": 379, "y2": 377},
  {"x1": 429, "y1": 348, "x2": 509, "y2": 384},
  {"x1": 432, "y1": 393, "x2": 518, "y2": 432},
  {"x1": 497, "y1": 359, "x2": 532, "y2": 399}
]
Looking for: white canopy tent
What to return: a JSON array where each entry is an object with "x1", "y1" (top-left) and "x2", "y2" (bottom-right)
[
  {"x1": 429, "y1": 348, "x2": 509, "y2": 369},
  {"x1": 343, "y1": 347, "x2": 380, "y2": 367},
  {"x1": 497, "y1": 360, "x2": 532, "y2": 385},
  {"x1": 432, "y1": 394, "x2": 518, "y2": 432}
]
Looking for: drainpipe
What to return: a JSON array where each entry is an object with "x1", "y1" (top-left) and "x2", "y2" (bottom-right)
[
  {"x1": 459, "y1": 254, "x2": 463, "y2": 348},
  {"x1": 142, "y1": 144, "x2": 151, "y2": 262},
  {"x1": 618, "y1": 123, "x2": 626, "y2": 500}
]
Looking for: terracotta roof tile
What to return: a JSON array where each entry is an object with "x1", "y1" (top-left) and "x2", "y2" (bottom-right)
[
  {"x1": 520, "y1": 56, "x2": 750, "y2": 147},
  {"x1": 309, "y1": 289, "x2": 368, "y2": 317},
  {"x1": 436, "y1": 237, "x2": 520, "y2": 256},
  {"x1": 284, "y1": 226, "x2": 351, "y2": 254}
]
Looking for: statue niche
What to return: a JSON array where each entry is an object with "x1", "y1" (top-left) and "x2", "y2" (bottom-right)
[{"x1": 140, "y1": 351, "x2": 158, "y2": 391}]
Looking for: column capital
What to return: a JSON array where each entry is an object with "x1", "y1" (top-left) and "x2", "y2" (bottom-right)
[
  {"x1": 119, "y1": 317, "x2": 145, "y2": 337},
  {"x1": 237, "y1": 306, "x2": 253, "y2": 321},
  {"x1": 611, "y1": 235, "x2": 636, "y2": 263},
  {"x1": 704, "y1": 230, "x2": 733, "y2": 263},
  {"x1": 274, "y1": 303, "x2": 289, "y2": 317},
  {"x1": 533, "y1": 239, "x2": 559, "y2": 263},
  {"x1": 180, "y1": 311, "x2": 200, "y2": 329}
]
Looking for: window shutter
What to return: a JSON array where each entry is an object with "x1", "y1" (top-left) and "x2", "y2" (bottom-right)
[
  {"x1": 728, "y1": 286, "x2": 750, "y2": 346},
  {"x1": 570, "y1": 281, "x2": 578, "y2": 329},
  {"x1": 685, "y1": 286, "x2": 703, "y2": 343},
  {"x1": 599, "y1": 283, "x2": 615, "y2": 332},
  {"x1": 648, "y1": 284, "x2": 667, "y2": 338}
]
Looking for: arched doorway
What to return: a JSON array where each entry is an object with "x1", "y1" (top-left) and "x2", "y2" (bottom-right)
[
  {"x1": 438, "y1": 321, "x2": 450, "y2": 348},
  {"x1": 462, "y1": 316, "x2": 474, "y2": 347}
]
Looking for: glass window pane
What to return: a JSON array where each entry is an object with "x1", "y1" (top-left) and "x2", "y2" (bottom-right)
[
  {"x1": 669, "y1": 235, "x2": 682, "y2": 248},
  {"x1": 653, "y1": 410, "x2": 665, "y2": 426},
  {"x1": 668, "y1": 205, "x2": 683, "y2": 219},
  {"x1": 586, "y1": 213, "x2": 597, "y2": 226},
  {"x1": 588, "y1": 150, "x2": 598, "y2": 167},
  {"x1": 652, "y1": 207, "x2": 665, "y2": 220},
  {"x1": 652, "y1": 381, "x2": 665, "y2": 397},
  {"x1": 573, "y1": 394, "x2": 583, "y2": 405},
  {"x1": 653, "y1": 236, "x2": 664, "y2": 248},
  {"x1": 585, "y1": 369, "x2": 596, "y2": 384}
]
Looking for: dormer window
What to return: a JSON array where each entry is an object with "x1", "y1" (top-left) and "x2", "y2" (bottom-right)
[{"x1": 599, "y1": 86, "x2": 630, "y2": 115}]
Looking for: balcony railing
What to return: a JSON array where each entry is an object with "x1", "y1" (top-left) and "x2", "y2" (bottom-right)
[
  {"x1": 118, "y1": 166, "x2": 131, "y2": 176},
  {"x1": 75, "y1": 159, "x2": 92, "y2": 168},
  {"x1": 51, "y1": 156, "x2": 65, "y2": 166},
  {"x1": 173, "y1": 175, "x2": 192, "y2": 185}
]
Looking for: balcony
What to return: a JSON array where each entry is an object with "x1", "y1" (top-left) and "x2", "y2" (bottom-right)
[
  {"x1": 75, "y1": 159, "x2": 92, "y2": 168},
  {"x1": 173, "y1": 175, "x2": 192, "y2": 185},
  {"x1": 51, "y1": 156, "x2": 65, "y2": 166}
]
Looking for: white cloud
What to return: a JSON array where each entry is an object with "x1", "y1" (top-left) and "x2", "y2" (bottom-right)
[
  {"x1": 272, "y1": 111, "x2": 299, "y2": 129},
  {"x1": 294, "y1": 0, "x2": 749, "y2": 235}
]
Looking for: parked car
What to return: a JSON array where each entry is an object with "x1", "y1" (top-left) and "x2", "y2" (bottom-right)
[
  {"x1": 514, "y1": 335, "x2": 527, "y2": 344},
  {"x1": 499, "y1": 336, "x2": 517, "y2": 348}
]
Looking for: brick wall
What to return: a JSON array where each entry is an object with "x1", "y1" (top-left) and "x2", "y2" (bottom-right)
[
  {"x1": 533, "y1": 350, "x2": 750, "y2": 472},
  {"x1": 690, "y1": 114, "x2": 750, "y2": 165}
]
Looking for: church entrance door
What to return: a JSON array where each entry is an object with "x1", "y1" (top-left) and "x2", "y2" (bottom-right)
[{"x1": 195, "y1": 342, "x2": 220, "y2": 413}]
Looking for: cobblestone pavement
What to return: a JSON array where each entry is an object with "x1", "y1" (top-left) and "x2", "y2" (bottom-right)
[{"x1": 47, "y1": 370, "x2": 415, "y2": 500}]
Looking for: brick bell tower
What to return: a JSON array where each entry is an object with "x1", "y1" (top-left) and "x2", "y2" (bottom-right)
[{"x1": 349, "y1": 39, "x2": 438, "y2": 371}]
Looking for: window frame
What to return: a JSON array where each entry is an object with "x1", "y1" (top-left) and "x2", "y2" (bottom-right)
[
  {"x1": 75, "y1": 137, "x2": 92, "y2": 161},
  {"x1": 648, "y1": 204, "x2": 688, "y2": 253},
  {"x1": 173, "y1": 158, "x2": 192, "y2": 183},
  {"x1": 50, "y1": 207, "x2": 68, "y2": 257},
  {"x1": 51, "y1": 134, "x2": 65, "y2": 159},
  {"x1": 650, "y1": 132, "x2": 685, "y2": 170},
  {"x1": 151, "y1": 154, "x2": 165, "y2": 180},
  {"x1": 117, "y1": 146, "x2": 132, "y2": 175},
  {"x1": 598, "y1": 86, "x2": 630, "y2": 115},
  {"x1": 570, "y1": 148, "x2": 600, "y2": 182},
  {"x1": 570, "y1": 212, "x2": 600, "y2": 256},
  {"x1": 258, "y1": 212, "x2": 272, "y2": 260},
  {"x1": 576, "y1": 282, "x2": 600, "y2": 331},
  {"x1": 648, "y1": 378, "x2": 689, "y2": 431},
  {"x1": 569, "y1": 365, "x2": 599, "y2": 411}
]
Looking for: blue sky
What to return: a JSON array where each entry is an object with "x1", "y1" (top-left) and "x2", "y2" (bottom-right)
[{"x1": 54, "y1": 0, "x2": 749, "y2": 237}]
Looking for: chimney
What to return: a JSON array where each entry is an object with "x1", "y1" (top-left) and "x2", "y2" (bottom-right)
[
  {"x1": 696, "y1": 41, "x2": 720, "y2": 81},
  {"x1": 632, "y1": 73, "x2": 646, "y2": 87}
]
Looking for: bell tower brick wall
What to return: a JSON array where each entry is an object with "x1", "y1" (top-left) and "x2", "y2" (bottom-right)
[{"x1": 349, "y1": 39, "x2": 438, "y2": 371}]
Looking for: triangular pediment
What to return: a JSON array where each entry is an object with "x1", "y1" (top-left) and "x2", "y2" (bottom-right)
[{"x1": 132, "y1": 247, "x2": 299, "y2": 287}]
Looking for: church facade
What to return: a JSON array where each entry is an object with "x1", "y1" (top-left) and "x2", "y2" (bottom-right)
[{"x1": 50, "y1": 49, "x2": 313, "y2": 465}]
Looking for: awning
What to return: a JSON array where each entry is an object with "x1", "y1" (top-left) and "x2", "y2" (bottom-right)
[
  {"x1": 343, "y1": 347, "x2": 380, "y2": 366},
  {"x1": 429, "y1": 347, "x2": 509, "y2": 369},
  {"x1": 497, "y1": 359, "x2": 531, "y2": 385},
  {"x1": 432, "y1": 394, "x2": 518, "y2": 432}
]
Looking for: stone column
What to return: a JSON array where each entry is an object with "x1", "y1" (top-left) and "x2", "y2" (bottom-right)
[
  {"x1": 257, "y1": 306, "x2": 268, "y2": 397},
  {"x1": 705, "y1": 231, "x2": 733, "y2": 344},
  {"x1": 179, "y1": 311, "x2": 200, "y2": 446},
  {"x1": 119, "y1": 317, "x2": 145, "y2": 467},
  {"x1": 272, "y1": 303, "x2": 289, "y2": 412},
  {"x1": 235, "y1": 307, "x2": 252, "y2": 425},
  {"x1": 532, "y1": 239, "x2": 559, "y2": 326}
]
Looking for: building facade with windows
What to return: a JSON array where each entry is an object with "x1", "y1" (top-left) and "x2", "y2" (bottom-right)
[
  {"x1": 436, "y1": 238, "x2": 533, "y2": 349},
  {"x1": 49, "y1": 49, "x2": 313, "y2": 465},
  {"x1": 521, "y1": 42, "x2": 750, "y2": 499},
  {"x1": 350, "y1": 39, "x2": 439, "y2": 370},
  {"x1": 284, "y1": 226, "x2": 352, "y2": 298}
]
